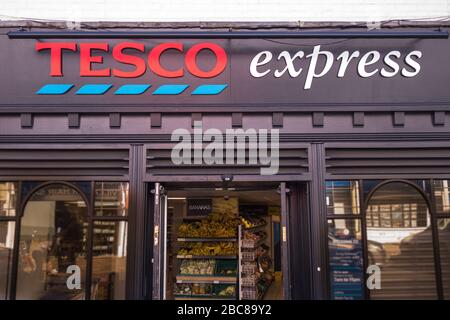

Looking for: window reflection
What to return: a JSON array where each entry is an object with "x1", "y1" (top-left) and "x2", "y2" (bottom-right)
[
  {"x1": 0, "y1": 183, "x2": 18, "y2": 217},
  {"x1": 95, "y1": 182, "x2": 129, "y2": 217},
  {"x1": 91, "y1": 221, "x2": 127, "y2": 300},
  {"x1": 16, "y1": 184, "x2": 87, "y2": 300},
  {"x1": 366, "y1": 182, "x2": 437, "y2": 299},
  {"x1": 367, "y1": 203, "x2": 423, "y2": 228},
  {"x1": 0, "y1": 221, "x2": 15, "y2": 299},
  {"x1": 434, "y1": 180, "x2": 450, "y2": 215},
  {"x1": 326, "y1": 181, "x2": 360, "y2": 215}
]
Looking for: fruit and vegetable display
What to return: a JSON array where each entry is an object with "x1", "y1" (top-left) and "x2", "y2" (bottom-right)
[
  {"x1": 215, "y1": 260, "x2": 237, "y2": 276},
  {"x1": 174, "y1": 283, "x2": 212, "y2": 296},
  {"x1": 178, "y1": 242, "x2": 238, "y2": 256},
  {"x1": 217, "y1": 285, "x2": 236, "y2": 297},
  {"x1": 178, "y1": 211, "x2": 240, "y2": 238},
  {"x1": 174, "y1": 283, "x2": 236, "y2": 298},
  {"x1": 242, "y1": 231, "x2": 267, "y2": 248},
  {"x1": 179, "y1": 259, "x2": 215, "y2": 275},
  {"x1": 257, "y1": 254, "x2": 272, "y2": 272},
  {"x1": 240, "y1": 215, "x2": 266, "y2": 229},
  {"x1": 243, "y1": 231, "x2": 266, "y2": 241}
]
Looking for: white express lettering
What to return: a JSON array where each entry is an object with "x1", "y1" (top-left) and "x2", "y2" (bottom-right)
[
  {"x1": 381, "y1": 50, "x2": 401, "y2": 78},
  {"x1": 337, "y1": 51, "x2": 360, "y2": 78},
  {"x1": 249, "y1": 51, "x2": 272, "y2": 77},
  {"x1": 274, "y1": 51, "x2": 304, "y2": 78},
  {"x1": 402, "y1": 50, "x2": 422, "y2": 77},
  {"x1": 305, "y1": 45, "x2": 334, "y2": 89},
  {"x1": 358, "y1": 51, "x2": 381, "y2": 78},
  {"x1": 249, "y1": 46, "x2": 423, "y2": 89}
]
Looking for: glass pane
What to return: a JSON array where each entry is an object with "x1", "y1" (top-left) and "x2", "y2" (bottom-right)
[
  {"x1": 434, "y1": 180, "x2": 450, "y2": 215},
  {"x1": 16, "y1": 184, "x2": 88, "y2": 300},
  {"x1": 91, "y1": 221, "x2": 127, "y2": 300},
  {"x1": 366, "y1": 182, "x2": 437, "y2": 299},
  {"x1": 326, "y1": 181, "x2": 360, "y2": 215},
  {"x1": 438, "y1": 218, "x2": 450, "y2": 299},
  {"x1": 0, "y1": 182, "x2": 18, "y2": 217},
  {"x1": 0, "y1": 221, "x2": 15, "y2": 299},
  {"x1": 95, "y1": 182, "x2": 129, "y2": 217},
  {"x1": 328, "y1": 219, "x2": 364, "y2": 300}
]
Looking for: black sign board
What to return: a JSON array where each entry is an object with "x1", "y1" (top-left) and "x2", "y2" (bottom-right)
[
  {"x1": 239, "y1": 204, "x2": 268, "y2": 216},
  {"x1": 186, "y1": 198, "x2": 212, "y2": 217},
  {"x1": 2, "y1": 34, "x2": 450, "y2": 107}
]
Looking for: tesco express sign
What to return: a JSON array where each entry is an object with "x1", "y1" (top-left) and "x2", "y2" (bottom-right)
[{"x1": 36, "y1": 42, "x2": 422, "y2": 92}]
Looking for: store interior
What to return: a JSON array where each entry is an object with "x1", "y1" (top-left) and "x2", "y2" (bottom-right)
[{"x1": 162, "y1": 184, "x2": 284, "y2": 300}]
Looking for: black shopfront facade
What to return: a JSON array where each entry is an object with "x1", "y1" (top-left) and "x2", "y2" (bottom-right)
[{"x1": 1, "y1": 23, "x2": 450, "y2": 300}]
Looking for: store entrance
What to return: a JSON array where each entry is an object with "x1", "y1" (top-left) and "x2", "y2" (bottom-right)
[{"x1": 152, "y1": 182, "x2": 289, "y2": 300}]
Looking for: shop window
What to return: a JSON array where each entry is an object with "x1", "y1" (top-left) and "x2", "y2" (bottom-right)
[
  {"x1": 434, "y1": 180, "x2": 450, "y2": 215},
  {"x1": 16, "y1": 184, "x2": 88, "y2": 300},
  {"x1": 366, "y1": 182, "x2": 437, "y2": 299},
  {"x1": 92, "y1": 181, "x2": 129, "y2": 300},
  {"x1": 328, "y1": 219, "x2": 364, "y2": 300},
  {"x1": 326, "y1": 181, "x2": 360, "y2": 215},
  {"x1": 0, "y1": 182, "x2": 17, "y2": 300},
  {"x1": 0, "y1": 221, "x2": 15, "y2": 299},
  {"x1": 91, "y1": 221, "x2": 127, "y2": 300},
  {"x1": 0, "y1": 182, "x2": 18, "y2": 217},
  {"x1": 95, "y1": 182, "x2": 129, "y2": 217}
]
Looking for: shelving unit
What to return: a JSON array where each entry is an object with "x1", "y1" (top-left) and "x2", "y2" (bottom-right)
[
  {"x1": 176, "y1": 255, "x2": 237, "y2": 259},
  {"x1": 238, "y1": 221, "x2": 273, "y2": 300},
  {"x1": 177, "y1": 237, "x2": 237, "y2": 242},
  {"x1": 174, "y1": 226, "x2": 239, "y2": 300},
  {"x1": 176, "y1": 275, "x2": 237, "y2": 283}
]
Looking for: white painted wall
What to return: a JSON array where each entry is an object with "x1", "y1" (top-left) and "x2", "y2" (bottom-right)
[{"x1": 0, "y1": 0, "x2": 449, "y2": 22}]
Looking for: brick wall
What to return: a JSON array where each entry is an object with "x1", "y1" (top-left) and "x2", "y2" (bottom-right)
[{"x1": 0, "y1": 0, "x2": 448, "y2": 22}]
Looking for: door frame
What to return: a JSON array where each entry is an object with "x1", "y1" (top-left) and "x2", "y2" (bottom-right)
[
  {"x1": 280, "y1": 182, "x2": 292, "y2": 299},
  {"x1": 148, "y1": 181, "x2": 302, "y2": 300},
  {"x1": 151, "y1": 182, "x2": 167, "y2": 300}
]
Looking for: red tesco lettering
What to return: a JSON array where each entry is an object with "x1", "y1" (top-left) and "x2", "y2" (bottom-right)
[{"x1": 36, "y1": 42, "x2": 228, "y2": 78}]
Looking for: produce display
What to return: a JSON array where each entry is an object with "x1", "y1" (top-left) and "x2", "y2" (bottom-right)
[
  {"x1": 174, "y1": 283, "x2": 236, "y2": 298},
  {"x1": 178, "y1": 242, "x2": 238, "y2": 256},
  {"x1": 255, "y1": 244, "x2": 269, "y2": 257},
  {"x1": 243, "y1": 231, "x2": 266, "y2": 241},
  {"x1": 174, "y1": 283, "x2": 212, "y2": 296},
  {"x1": 215, "y1": 260, "x2": 237, "y2": 276},
  {"x1": 217, "y1": 285, "x2": 236, "y2": 297},
  {"x1": 178, "y1": 211, "x2": 240, "y2": 238},
  {"x1": 179, "y1": 259, "x2": 215, "y2": 275},
  {"x1": 239, "y1": 214, "x2": 273, "y2": 300},
  {"x1": 240, "y1": 216, "x2": 266, "y2": 229},
  {"x1": 216, "y1": 268, "x2": 236, "y2": 276},
  {"x1": 257, "y1": 254, "x2": 272, "y2": 272}
]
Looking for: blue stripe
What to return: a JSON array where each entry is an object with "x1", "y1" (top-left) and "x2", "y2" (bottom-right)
[
  {"x1": 191, "y1": 84, "x2": 228, "y2": 95},
  {"x1": 114, "y1": 84, "x2": 151, "y2": 95},
  {"x1": 152, "y1": 84, "x2": 189, "y2": 95},
  {"x1": 76, "y1": 84, "x2": 112, "y2": 95},
  {"x1": 36, "y1": 84, "x2": 73, "y2": 95}
]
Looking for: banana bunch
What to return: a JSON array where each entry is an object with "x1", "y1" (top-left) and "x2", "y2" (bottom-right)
[
  {"x1": 178, "y1": 242, "x2": 238, "y2": 256},
  {"x1": 240, "y1": 216, "x2": 265, "y2": 229},
  {"x1": 178, "y1": 211, "x2": 240, "y2": 238}
]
